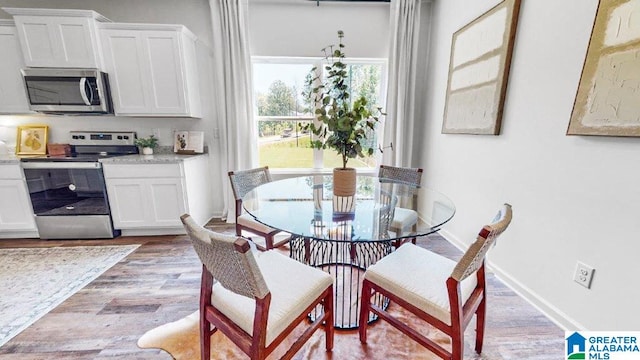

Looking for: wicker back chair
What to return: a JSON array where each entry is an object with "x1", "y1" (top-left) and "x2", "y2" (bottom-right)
[
  {"x1": 378, "y1": 165, "x2": 423, "y2": 185},
  {"x1": 228, "y1": 166, "x2": 287, "y2": 250},
  {"x1": 181, "y1": 214, "x2": 334, "y2": 360},
  {"x1": 358, "y1": 204, "x2": 513, "y2": 360},
  {"x1": 378, "y1": 165, "x2": 423, "y2": 245}
]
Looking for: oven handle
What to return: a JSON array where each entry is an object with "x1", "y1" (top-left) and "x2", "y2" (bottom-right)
[{"x1": 21, "y1": 162, "x2": 102, "y2": 169}]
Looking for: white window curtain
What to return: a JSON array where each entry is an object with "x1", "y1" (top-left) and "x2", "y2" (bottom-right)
[
  {"x1": 382, "y1": 0, "x2": 432, "y2": 167},
  {"x1": 209, "y1": 0, "x2": 257, "y2": 221}
]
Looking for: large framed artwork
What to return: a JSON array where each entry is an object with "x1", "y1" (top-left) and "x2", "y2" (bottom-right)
[
  {"x1": 567, "y1": 0, "x2": 640, "y2": 137},
  {"x1": 441, "y1": 0, "x2": 521, "y2": 135}
]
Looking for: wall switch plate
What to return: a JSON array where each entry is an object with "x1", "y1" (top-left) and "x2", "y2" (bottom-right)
[{"x1": 573, "y1": 261, "x2": 594, "y2": 289}]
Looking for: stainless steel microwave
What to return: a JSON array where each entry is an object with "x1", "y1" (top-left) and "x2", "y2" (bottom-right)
[{"x1": 21, "y1": 68, "x2": 113, "y2": 114}]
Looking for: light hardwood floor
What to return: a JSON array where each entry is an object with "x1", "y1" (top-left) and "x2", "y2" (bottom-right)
[{"x1": 0, "y1": 224, "x2": 565, "y2": 359}]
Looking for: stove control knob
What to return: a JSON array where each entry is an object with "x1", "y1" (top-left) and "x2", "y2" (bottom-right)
[
  {"x1": 117, "y1": 136, "x2": 123, "y2": 140},
  {"x1": 72, "y1": 135, "x2": 78, "y2": 139},
  {"x1": 123, "y1": 135, "x2": 129, "y2": 139}
]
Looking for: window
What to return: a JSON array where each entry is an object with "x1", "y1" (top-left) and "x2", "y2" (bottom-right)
[{"x1": 253, "y1": 57, "x2": 386, "y2": 170}]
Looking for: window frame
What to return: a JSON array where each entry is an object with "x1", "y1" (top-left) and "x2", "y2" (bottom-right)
[{"x1": 252, "y1": 56, "x2": 388, "y2": 175}]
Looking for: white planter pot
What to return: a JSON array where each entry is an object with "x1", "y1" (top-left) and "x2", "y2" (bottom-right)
[{"x1": 142, "y1": 147, "x2": 154, "y2": 155}]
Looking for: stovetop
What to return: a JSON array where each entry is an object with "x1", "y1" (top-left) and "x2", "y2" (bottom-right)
[{"x1": 20, "y1": 131, "x2": 139, "y2": 163}]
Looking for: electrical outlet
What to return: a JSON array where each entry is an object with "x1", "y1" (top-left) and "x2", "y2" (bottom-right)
[{"x1": 573, "y1": 261, "x2": 594, "y2": 289}]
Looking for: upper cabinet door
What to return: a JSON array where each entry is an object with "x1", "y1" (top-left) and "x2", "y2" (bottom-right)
[
  {"x1": 101, "y1": 30, "x2": 151, "y2": 114},
  {"x1": 100, "y1": 24, "x2": 201, "y2": 118},
  {"x1": 145, "y1": 31, "x2": 187, "y2": 115},
  {"x1": 3, "y1": 8, "x2": 109, "y2": 69},
  {"x1": 0, "y1": 22, "x2": 30, "y2": 114}
]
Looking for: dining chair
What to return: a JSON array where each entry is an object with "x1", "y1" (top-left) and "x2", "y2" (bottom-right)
[
  {"x1": 358, "y1": 204, "x2": 513, "y2": 360},
  {"x1": 180, "y1": 214, "x2": 334, "y2": 360},
  {"x1": 228, "y1": 166, "x2": 288, "y2": 250},
  {"x1": 378, "y1": 165, "x2": 423, "y2": 246}
]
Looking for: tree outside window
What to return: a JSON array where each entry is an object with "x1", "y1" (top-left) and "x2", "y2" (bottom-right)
[{"x1": 253, "y1": 59, "x2": 385, "y2": 169}]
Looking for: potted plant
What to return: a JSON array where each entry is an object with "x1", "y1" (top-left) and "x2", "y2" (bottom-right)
[
  {"x1": 134, "y1": 135, "x2": 159, "y2": 155},
  {"x1": 304, "y1": 30, "x2": 383, "y2": 196}
]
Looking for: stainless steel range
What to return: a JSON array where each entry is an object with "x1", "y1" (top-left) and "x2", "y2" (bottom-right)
[{"x1": 21, "y1": 131, "x2": 138, "y2": 239}]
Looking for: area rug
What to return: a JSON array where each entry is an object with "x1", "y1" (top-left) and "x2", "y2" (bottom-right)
[
  {"x1": 138, "y1": 307, "x2": 501, "y2": 360},
  {"x1": 0, "y1": 245, "x2": 139, "y2": 347}
]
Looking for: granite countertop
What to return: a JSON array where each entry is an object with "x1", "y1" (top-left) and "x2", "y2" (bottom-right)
[
  {"x1": 0, "y1": 146, "x2": 208, "y2": 165},
  {"x1": 99, "y1": 152, "x2": 207, "y2": 164},
  {"x1": 0, "y1": 154, "x2": 21, "y2": 164}
]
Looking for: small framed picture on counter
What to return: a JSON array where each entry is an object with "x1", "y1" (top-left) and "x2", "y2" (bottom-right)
[
  {"x1": 16, "y1": 125, "x2": 48, "y2": 155},
  {"x1": 173, "y1": 130, "x2": 204, "y2": 154}
]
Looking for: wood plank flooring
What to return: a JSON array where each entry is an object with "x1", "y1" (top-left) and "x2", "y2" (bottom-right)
[{"x1": 0, "y1": 224, "x2": 565, "y2": 359}]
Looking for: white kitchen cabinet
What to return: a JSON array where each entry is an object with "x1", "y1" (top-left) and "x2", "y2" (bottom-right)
[
  {"x1": 103, "y1": 156, "x2": 212, "y2": 236},
  {"x1": 2, "y1": 8, "x2": 109, "y2": 69},
  {"x1": 0, "y1": 21, "x2": 30, "y2": 114},
  {"x1": 100, "y1": 23, "x2": 201, "y2": 118},
  {"x1": 0, "y1": 164, "x2": 38, "y2": 238}
]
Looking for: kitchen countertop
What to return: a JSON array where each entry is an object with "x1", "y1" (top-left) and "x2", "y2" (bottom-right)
[
  {"x1": 0, "y1": 154, "x2": 21, "y2": 164},
  {"x1": 99, "y1": 152, "x2": 207, "y2": 164},
  {"x1": 0, "y1": 149, "x2": 208, "y2": 165}
]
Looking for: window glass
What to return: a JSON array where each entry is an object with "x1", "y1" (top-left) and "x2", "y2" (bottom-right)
[{"x1": 253, "y1": 59, "x2": 385, "y2": 170}]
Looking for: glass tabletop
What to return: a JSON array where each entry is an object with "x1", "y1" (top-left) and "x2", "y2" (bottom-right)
[{"x1": 242, "y1": 175, "x2": 456, "y2": 242}]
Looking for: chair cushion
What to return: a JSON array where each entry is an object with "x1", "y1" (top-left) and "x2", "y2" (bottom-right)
[
  {"x1": 364, "y1": 243, "x2": 477, "y2": 325},
  {"x1": 390, "y1": 207, "x2": 418, "y2": 231},
  {"x1": 210, "y1": 251, "x2": 333, "y2": 345},
  {"x1": 237, "y1": 213, "x2": 278, "y2": 235}
]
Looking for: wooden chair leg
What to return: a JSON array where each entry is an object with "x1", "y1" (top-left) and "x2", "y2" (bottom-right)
[
  {"x1": 411, "y1": 224, "x2": 418, "y2": 244},
  {"x1": 451, "y1": 326, "x2": 464, "y2": 360},
  {"x1": 475, "y1": 296, "x2": 486, "y2": 353},
  {"x1": 358, "y1": 280, "x2": 372, "y2": 343},
  {"x1": 325, "y1": 286, "x2": 334, "y2": 351},
  {"x1": 200, "y1": 312, "x2": 211, "y2": 360},
  {"x1": 265, "y1": 234, "x2": 274, "y2": 250}
]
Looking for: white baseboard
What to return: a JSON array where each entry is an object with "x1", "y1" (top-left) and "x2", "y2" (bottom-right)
[{"x1": 436, "y1": 228, "x2": 585, "y2": 331}]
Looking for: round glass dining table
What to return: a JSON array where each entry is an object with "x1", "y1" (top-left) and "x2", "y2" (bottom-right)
[{"x1": 243, "y1": 175, "x2": 455, "y2": 329}]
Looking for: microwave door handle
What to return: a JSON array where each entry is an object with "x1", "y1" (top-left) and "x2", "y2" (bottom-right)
[{"x1": 79, "y1": 77, "x2": 91, "y2": 105}]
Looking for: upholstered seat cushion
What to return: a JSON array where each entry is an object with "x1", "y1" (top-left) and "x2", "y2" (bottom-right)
[
  {"x1": 364, "y1": 243, "x2": 477, "y2": 325},
  {"x1": 210, "y1": 251, "x2": 333, "y2": 345},
  {"x1": 390, "y1": 207, "x2": 418, "y2": 231},
  {"x1": 237, "y1": 213, "x2": 277, "y2": 234}
]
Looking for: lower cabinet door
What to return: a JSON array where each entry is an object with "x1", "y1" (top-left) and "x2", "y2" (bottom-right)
[
  {"x1": 106, "y1": 179, "x2": 148, "y2": 228},
  {"x1": 147, "y1": 178, "x2": 186, "y2": 227},
  {"x1": 0, "y1": 179, "x2": 37, "y2": 232},
  {"x1": 106, "y1": 177, "x2": 186, "y2": 229}
]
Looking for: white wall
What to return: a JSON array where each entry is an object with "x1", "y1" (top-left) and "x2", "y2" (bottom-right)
[
  {"x1": 422, "y1": 0, "x2": 640, "y2": 330},
  {"x1": 248, "y1": 0, "x2": 389, "y2": 58}
]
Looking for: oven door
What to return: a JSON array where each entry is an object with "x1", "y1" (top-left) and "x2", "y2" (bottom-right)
[{"x1": 21, "y1": 162, "x2": 118, "y2": 239}]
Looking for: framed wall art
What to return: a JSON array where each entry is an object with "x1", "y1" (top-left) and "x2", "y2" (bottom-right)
[
  {"x1": 567, "y1": 0, "x2": 640, "y2": 137},
  {"x1": 441, "y1": 0, "x2": 521, "y2": 135},
  {"x1": 16, "y1": 125, "x2": 48, "y2": 155},
  {"x1": 173, "y1": 130, "x2": 204, "y2": 154}
]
